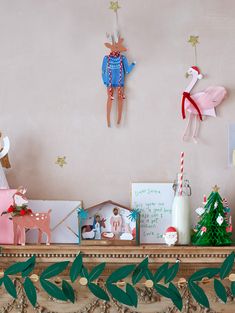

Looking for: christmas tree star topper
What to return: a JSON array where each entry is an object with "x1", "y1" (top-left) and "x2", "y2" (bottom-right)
[
  {"x1": 213, "y1": 185, "x2": 220, "y2": 192},
  {"x1": 109, "y1": 1, "x2": 121, "y2": 13}
]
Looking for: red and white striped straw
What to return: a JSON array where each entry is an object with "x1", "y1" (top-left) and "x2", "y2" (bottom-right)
[{"x1": 179, "y1": 152, "x2": 184, "y2": 196}]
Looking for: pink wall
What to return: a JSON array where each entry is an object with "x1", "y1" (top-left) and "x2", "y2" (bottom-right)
[{"x1": 0, "y1": 0, "x2": 234, "y2": 228}]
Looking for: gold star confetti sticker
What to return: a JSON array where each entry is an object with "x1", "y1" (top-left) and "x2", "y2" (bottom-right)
[
  {"x1": 55, "y1": 156, "x2": 67, "y2": 168},
  {"x1": 109, "y1": 1, "x2": 121, "y2": 13},
  {"x1": 188, "y1": 35, "x2": 199, "y2": 47},
  {"x1": 213, "y1": 185, "x2": 220, "y2": 192}
]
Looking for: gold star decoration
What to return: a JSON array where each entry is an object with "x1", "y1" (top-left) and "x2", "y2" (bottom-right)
[
  {"x1": 213, "y1": 185, "x2": 220, "y2": 192},
  {"x1": 109, "y1": 1, "x2": 121, "y2": 13},
  {"x1": 188, "y1": 35, "x2": 199, "y2": 47},
  {"x1": 55, "y1": 156, "x2": 67, "y2": 168}
]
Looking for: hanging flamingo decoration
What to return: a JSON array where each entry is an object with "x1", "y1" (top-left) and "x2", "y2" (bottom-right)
[
  {"x1": 181, "y1": 66, "x2": 227, "y2": 142},
  {"x1": 182, "y1": 36, "x2": 227, "y2": 142}
]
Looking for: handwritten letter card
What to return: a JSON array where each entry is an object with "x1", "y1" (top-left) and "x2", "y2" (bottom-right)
[{"x1": 131, "y1": 183, "x2": 174, "y2": 244}]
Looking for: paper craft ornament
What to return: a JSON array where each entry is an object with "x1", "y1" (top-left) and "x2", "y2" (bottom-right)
[
  {"x1": 216, "y1": 214, "x2": 224, "y2": 225},
  {"x1": 182, "y1": 66, "x2": 227, "y2": 142},
  {"x1": 102, "y1": 2, "x2": 136, "y2": 127},
  {"x1": 195, "y1": 207, "x2": 205, "y2": 216},
  {"x1": 200, "y1": 226, "x2": 207, "y2": 235},
  {"x1": 2, "y1": 188, "x2": 51, "y2": 245},
  {"x1": 163, "y1": 226, "x2": 178, "y2": 246},
  {"x1": 223, "y1": 198, "x2": 233, "y2": 233},
  {"x1": 102, "y1": 36, "x2": 136, "y2": 127},
  {"x1": 192, "y1": 186, "x2": 232, "y2": 246},
  {"x1": 0, "y1": 134, "x2": 11, "y2": 189}
]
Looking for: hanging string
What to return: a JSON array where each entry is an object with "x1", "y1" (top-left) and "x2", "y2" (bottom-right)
[
  {"x1": 188, "y1": 35, "x2": 199, "y2": 66},
  {"x1": 109, "y1": 1, "x2": 121, "y2": 41}
]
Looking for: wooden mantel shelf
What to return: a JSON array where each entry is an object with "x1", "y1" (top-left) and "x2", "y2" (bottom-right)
[
  {"x1": 0, "y1": 244, "x2": 234, "y2": 266},
  {"x1": 1, "y1": 245, "x2": 235, "y2": 312}
]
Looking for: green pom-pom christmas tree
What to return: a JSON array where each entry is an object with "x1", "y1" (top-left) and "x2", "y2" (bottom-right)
[{"x1": 192, "y1": 185, "x2": 232, "y2": 246}]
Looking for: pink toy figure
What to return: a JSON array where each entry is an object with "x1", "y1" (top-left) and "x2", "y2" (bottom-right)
[
  {"x1": 110, "y1": 207, "x2": 122, "y2": 238},
  {"x1": 181, "y1": 66, "x2": 227, "y2": 143},
  {"x1": 12, "y1": 210, "x2": 51, "y2": 245}
]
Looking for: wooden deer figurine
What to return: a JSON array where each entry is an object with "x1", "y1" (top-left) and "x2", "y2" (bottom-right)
[
  {"x1": 8, "y1": 188, "x2": 51, "y2": 245},
  {"x1": 102, "y1": 36, "x2": 136, "y2": 127}
]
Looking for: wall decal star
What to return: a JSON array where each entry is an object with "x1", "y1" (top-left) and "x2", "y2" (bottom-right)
[{"x1": 55, "y1": 156, "x2": 67, "y2": 168}]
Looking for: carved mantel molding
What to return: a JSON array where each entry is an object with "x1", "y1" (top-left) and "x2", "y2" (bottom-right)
[{"x1": 0, "y1": 245, "x2": 235, "y2": 313}]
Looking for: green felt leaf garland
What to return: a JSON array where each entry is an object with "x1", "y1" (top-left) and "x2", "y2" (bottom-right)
[
  {"x1": 0, "y1": 252, "x2": 234, "y2": 312},
  {"x1": 23, "y1": 277, "x2": 37, "y2": 307},
  {"x1": 41, "y1": 261, "x2": 69, "y2": 279},
  {"x1": 220, "y1": 251, "x2": 234, "y2": 279},
  {"x1": 88, "y1": 282, "x2": 110, "y2": 301},
  {"x1": 188, "y1": 281, "x2": 210, "y2": 309},
  {"x1": 62, "y1": 280, "x2": 75, "y2": 303},
  {"x1": 70, "y1": 253, "x2": 83, "y2": 282},
  {"x1": 214, "y1": 278, "x2": 227, "y2": 303}
]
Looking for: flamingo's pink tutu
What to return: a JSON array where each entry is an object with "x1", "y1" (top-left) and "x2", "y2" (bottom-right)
[{"x1": 185, "y1": 86, "x2": 227, "y2": 117}]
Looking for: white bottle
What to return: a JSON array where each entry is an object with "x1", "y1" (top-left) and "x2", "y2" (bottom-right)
[{"x1": 172, "y1": 174, "x2": 191, "y2": 245}]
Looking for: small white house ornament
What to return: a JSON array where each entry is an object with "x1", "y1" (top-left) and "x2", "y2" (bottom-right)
[{"x1": 163, "y1": 226, "x2": 178, "y2": 246}]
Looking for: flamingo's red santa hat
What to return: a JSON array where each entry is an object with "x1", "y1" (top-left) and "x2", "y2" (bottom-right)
[{"x1": 190, "y1": 66, "x2": 203, "y2": 79}]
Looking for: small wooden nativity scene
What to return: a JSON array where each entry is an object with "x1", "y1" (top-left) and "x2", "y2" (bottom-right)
[{"x1": 78, "y1": 200, "x2": 139, "y2": 246}]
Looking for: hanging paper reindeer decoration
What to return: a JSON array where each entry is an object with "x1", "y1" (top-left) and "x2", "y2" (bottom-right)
[
  {"x1": 0, "y1": 132, "x2": 11, "y2": 189},
  {"x1": 102, "y1": 1, "x2": 136, "y2": 127},
  {"x1": 181, "y1": 37, "x2": 227, "y2": 143}
]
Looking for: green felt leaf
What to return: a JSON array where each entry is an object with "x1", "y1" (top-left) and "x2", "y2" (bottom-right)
[
  {"x1": 62, "y1": 280, "x2": 75, "y2": 303},
  {"x1": 70, "y1": 253, "x2": 83, "y2": 283},
  {"x1": 220, "y1": 252, "x2": 234, "y2": 280},
  {"x1": 81, "y1": 266, "x2": 89, "y2": 278},
  {"x1": 126, "y1": 283, "x2": 138, "y2": 307},
  {"x1": 231, "y1": 282, "x2": 235, "y2": 296},
  {"x1": 3, "y1": 275, "x2": 17, "y2": 299},
  {"x1": 168, "y1": 282, "x2": 183, "y2": 311},
  {"x1": 165, "y1": 262, "x2": 179, "y2": 284},
  {"x1": 0, "y1": 278, "x2": 3, "y2": 287},
  {"x1": 40, "y1": 279, "x2": 67, "y2": 301},
  {"x1": 188, "y1": 281, "x2": 209, "y2": 309},
  {"x1": 88, "y1": 283, "x2": 109, "y2": 301},
  {"x1": 22, "y1": 256, "x2": 36, "y2": 278},
  {"x1": 107, "y1": 283, "x2": 133, "y2": 307},
  {"x1": 23, "y1": 277, "x2": 37, "y2": 307},
  {"x1": 154, "y1": 262, "x2": 169, "y2": 282},
  {"x1": 89, "y1": 262, "x2": 106, "y2": 282},
  {"x1": 41, "y1": 261, "x2": 69, "y2": 279},
  {"x1": 154, "y1": 283, "x2": 174, "y2": 299},
  {"x1": 144, "y1": 268, "x2": 154, "y2": 281},
  {"x1": 4, "y1": 262, "x2": 26, "y2": 275},
  {"x1": 132, "y1": 258, "x2": 148, "y2": 285},
  {"x1": 189, "y1": 268, "x2": 219, "y2": 282},
  {"x1": 214, "y1": 279, "x2": 227, "y2": 303},
  {"x1": 132, "y1": 268, "x2": 144, "y2": 285},
  {"x1": 107, "y1": 265, "x2": 135, "y2": 284}
]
